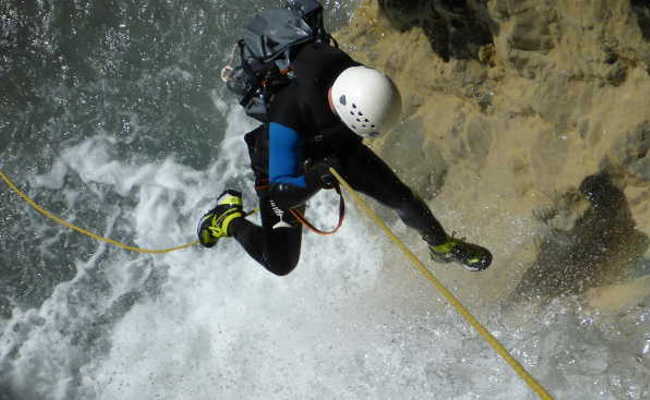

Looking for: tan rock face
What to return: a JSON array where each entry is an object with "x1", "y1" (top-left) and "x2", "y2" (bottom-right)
[{"x1": 336, "y1": 0, "x2": 650, "y2": 306}]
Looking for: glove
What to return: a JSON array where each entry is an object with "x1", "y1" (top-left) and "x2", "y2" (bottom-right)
[
  {"x1": 268, "y1": 157, "x2": 342, "y2": 210},
  {"x1": 305, "y1": 157, "x2": 340, "y2": 190}
]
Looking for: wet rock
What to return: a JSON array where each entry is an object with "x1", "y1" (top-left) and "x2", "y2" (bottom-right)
[
  {"x1": 339, "y1": 0, "x2": 650, "y2": 304},
  {"x1": 377, "y1": 0, "x2": 494, "y2": 61},
  {"x1": 507, "y1": 7, "x2": 556, "y2": 52},
  {"x1": 606, "y1": 62, "x2": 628, "y2": 86},
  {"x1": 610, "y1": 121, "x2": 650, "y2": 182},
  {"x1": 631, "y1": 0, "x2": 650, "y2": 41},
  {"x1": 380, "y1": 117, "x2": 448, "y2": 198},
  {"x1": 513, "y1": 172, "x2": 648, "y2": 300}
]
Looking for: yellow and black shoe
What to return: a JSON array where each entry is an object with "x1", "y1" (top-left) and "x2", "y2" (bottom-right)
[
  {"x1": 428, "y1": 234, "x2": 492, "y2": 271},
  {"x1": 197, "y1": 190, "x2": 244, "y2": 248}
]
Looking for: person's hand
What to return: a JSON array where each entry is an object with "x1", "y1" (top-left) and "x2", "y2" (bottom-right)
[{"x1": 306, "y1": 157, "x2": 340, "y2": 190}]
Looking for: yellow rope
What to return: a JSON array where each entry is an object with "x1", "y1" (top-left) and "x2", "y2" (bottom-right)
[
  {"x1": 329, "y1": 168, "x2": 554, "y2": 400},
  {"x1": 2, "y1": 163, "x2": 553, "y2": 397},
  {"x1": 0, "y1": 168, "x2": 199, "y2": 254}
]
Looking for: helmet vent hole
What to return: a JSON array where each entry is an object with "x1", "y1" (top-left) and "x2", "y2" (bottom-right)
[
  {"x1": 364, "y1": 119, "x2": 369, "y2": 122},
  {"x1": 352, "y1": 103, "x2": 357, "y2": 109},
  {"x1": 358, "y1": 111, "x2": 363, "y2": 116}
]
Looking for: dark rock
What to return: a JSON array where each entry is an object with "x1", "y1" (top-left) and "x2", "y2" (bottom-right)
[
  {"x1": 611, "y1": 121, "x2": 650, "y2": 182},
  {"x1": 603, "y1": 46, "x2": 619, "y2": 64},
  {"x1": 606, "y1": 62, "x2": 628, "y2": 86},
  {"x1": 508, "y1": 8, "x2": 556, "y2": 52},
  {"x1": 513, "y1": 172, "x2": 649, "y2": 301},
  {"x1": 377, "y1": 0, "x2": 495, "y2": 61},
  {"x1": 631, "y1": 0, "x2": 650, "y2": 41}
]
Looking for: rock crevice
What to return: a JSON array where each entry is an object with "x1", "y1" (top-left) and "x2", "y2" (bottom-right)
[{"x1": 377, "y1": 0, "x2": 495, "y2": 61}]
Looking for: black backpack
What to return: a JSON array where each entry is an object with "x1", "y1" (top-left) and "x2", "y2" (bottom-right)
[{"x1": 223, "y1": 0, "x2": 337, "y2": 122}]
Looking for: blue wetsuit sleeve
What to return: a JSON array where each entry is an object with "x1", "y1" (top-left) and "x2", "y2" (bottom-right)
[{"x1": 268, "y1": 122, "x2": 307, "y2": 188}]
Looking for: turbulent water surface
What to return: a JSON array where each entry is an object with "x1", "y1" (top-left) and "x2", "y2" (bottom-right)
[{"x1": 1, "y1": 1, "x2": 649, "y2": 399}]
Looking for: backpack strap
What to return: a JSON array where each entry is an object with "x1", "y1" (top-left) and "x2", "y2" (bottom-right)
[{"x1": 224, "y1": 2, "x2": 338, "y2": 122}]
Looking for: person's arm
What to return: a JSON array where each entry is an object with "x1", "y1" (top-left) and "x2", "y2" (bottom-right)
[{"x1": 268, "y1": 122, "x2": 319, "y2": 209}]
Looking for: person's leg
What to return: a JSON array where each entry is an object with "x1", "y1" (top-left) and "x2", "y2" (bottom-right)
[
  {"x1": 230, "y1": 195, "x2": 303, "y2": 276},
  {"x1": 335, "y1": 142, "x2": 492, "y2": 271},
  {"x1": 337, "y1": 141, "x2": 448, "y2": 245},
  {"x1": 229, "y1": 125, "x2": 303, "y2": 275}
]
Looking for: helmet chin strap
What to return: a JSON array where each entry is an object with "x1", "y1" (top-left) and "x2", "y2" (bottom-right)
[{"x1": 327, "y1": 86, "x2": 336, "y2": 114}]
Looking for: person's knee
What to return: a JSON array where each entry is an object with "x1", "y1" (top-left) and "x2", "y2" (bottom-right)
[
  {"x1": 384, "y1": 187, "x2": 418, "y2": 211},
  {"x1": 265, "y1": 253, "x2": 299, "y2": 276},
  {"x1": 265, "y1": 262, "x2": 297, "y2": 276}
]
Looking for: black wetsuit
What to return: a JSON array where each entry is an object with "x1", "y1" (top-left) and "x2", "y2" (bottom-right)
[{"x1": 230, "y1": 43, "x2": 448, "y2": 276}]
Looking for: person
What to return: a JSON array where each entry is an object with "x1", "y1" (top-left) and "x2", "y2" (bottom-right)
[{"x1": 197, "y1": 2, "x2": 492, "y2": 276}]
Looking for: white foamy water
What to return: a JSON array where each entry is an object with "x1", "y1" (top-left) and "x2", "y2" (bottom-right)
[
  {"x1": 2, "y1": 103, "x2": 649, "y2": 400},
  {"x1": 1, "y1": 0, "x2": 649, "y2": 396}
]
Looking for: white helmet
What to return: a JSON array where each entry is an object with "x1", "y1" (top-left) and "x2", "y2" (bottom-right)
[{"x1": 330, "y1": 66, "x2": 402, "y2": 138}]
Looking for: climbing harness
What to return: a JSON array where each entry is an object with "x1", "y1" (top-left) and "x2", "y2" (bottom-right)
[
  {"x1": 254, "y1": 181, "x2": 346, "y2": 236},
  {"x1": 329, "y1": 167, "x2": 555, "y2": 400}
]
